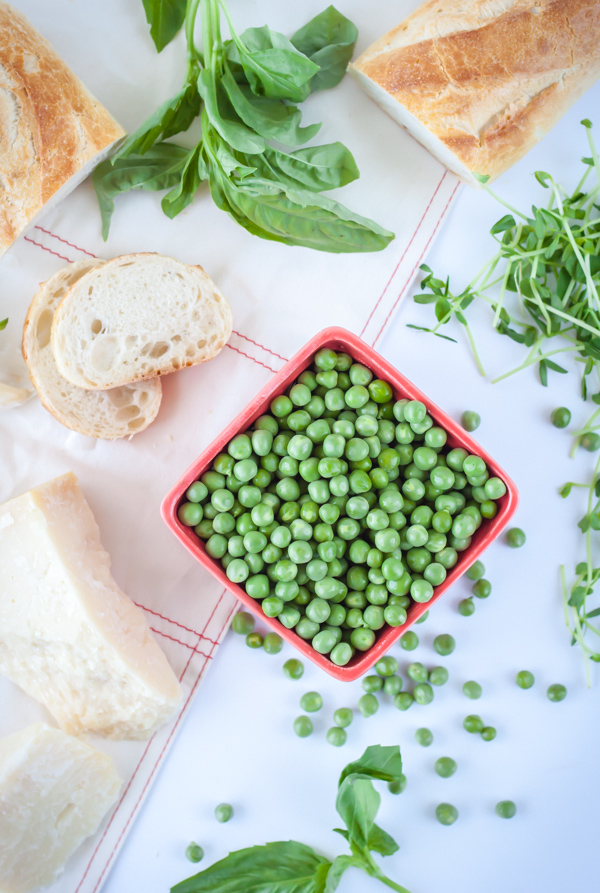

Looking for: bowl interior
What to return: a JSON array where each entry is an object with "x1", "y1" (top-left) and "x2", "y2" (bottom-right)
[{"x1": 162, "y1": 327, "x2": 518, "y2": 681}]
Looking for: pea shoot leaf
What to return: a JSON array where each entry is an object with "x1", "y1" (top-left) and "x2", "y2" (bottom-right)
[
  {"x1": 170, "y1": 841, "x2": 331, "y2": 893},
  {"x1": 93, "y1": 144, "x2": 190, "y2": 239},
  {"x1": 0, "y1": 318, "x2": 7, "y2": 331},
  {"x1": 142, "y1": 0, "x2": 187, "y2": 52},
  {"x1": 291, "y1": 6, "x2": 358, "y2": 93},
  {"x1": 559, "y1": 483, "x2": 574, "y2": 498}
]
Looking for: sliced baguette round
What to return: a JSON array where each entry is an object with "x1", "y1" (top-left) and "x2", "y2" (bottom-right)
[
  {"x1": 51, "y1": 253, "x2": 233, "y2": 390},
  {"x1": 22, "y1": 259, "x2": 162, "y2": 438}
]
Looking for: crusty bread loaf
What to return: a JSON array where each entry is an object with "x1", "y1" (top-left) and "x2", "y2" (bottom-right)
[
  {"x1": 22, "y1": 260, "x2": 162, "y2": 438},
  {"x1": 351, "y1": 0, "x2": 600, "y2": 185},
  {"x1": 51, "y1": 253, "x2": 233, "y2": 390},
  {"x1": 0, "y1": 2, "x2": 125, "y2": 256}
]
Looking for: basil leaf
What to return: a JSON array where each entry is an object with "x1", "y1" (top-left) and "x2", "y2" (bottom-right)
[
  {"x1": 198, "y1": 70, "x2": 265, "y2": 154},
  {"x1": 211, "y1": 174, "x2": 393, "y2": 253},
  {"x1": 366, "y1": 824, "x2": 399, "y2": 857},
  {"x1": 232, "y1": 26, "x2": 320, "y2": 103},
  {"x1": 117, "y1": 82, "x2": 201, "y2": 158},
  {"x1": 161, "y1": 144, "x2": 208, "y2": 219},
  {"x1": 93, "y1": 143, "x2": 189, "y2": 238},
  {"x1": 142, "y1": 0, "x2": 187, "y2": 52},
  {"x1": 171, "y1": 841, "x2": 331, "y2": 893},
  {"x1": 273, "y1": 143, "x2": 359, "y2": 191},
  {"x1": 291, "y1": 6, "x2": 358, "y2": 93},
  {"x1": 221, "y1": 67, "x2": 320, "y2": 146},
  {"x1": 336, "y1": 777, "x2": 380, "y2": 850},
  {"x1": 339, "y1": 745, "x2": 404, "y2": 787},
  {"x1": 323, "y1": 855, "x2": 364, "y2": 893}
]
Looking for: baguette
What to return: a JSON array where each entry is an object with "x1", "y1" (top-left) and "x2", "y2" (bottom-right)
[
  {"x1": 22, "y1": 260, "x2": 162, "y2": 438},
  {"x1": 0, "y1": 2, "x2": 125, "y2": 255},
  {"x1": 51, "y1": 253, "x2": 233, "y2": 390},
  {"x1": 350, "y1": 0, "x2": 600, "y2": 185}
]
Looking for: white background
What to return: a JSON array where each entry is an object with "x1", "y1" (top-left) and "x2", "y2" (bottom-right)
[{"x1": 100, "y1": 77, "x2": 600, "y2": 893}]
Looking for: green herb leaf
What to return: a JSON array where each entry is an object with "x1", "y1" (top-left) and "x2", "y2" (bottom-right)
[
  {"x1": 366, "y1": 824, "x2": 399, "y2": 857},
  {"x1": 198, "y1": 70, "x2": 266, "y2": 154},
  {"x1": 339, "y1": 745, "x2": 404, "y2": 786},
  {"x1": 171, "y1": 841, "x2": 331, "y2": 893},
  {"x1": 323, "y1": 855, "x2": 364, "y2": 893},
  {"x1": 93, "y1": 144, "x2": 190, "y2": 239},
  {"x1": 569, "y1": 586, "x2": 587, "y2": 607},
  {"x1": 291, "y1": 6, "x2": 358, "y2": 93},
  {"x1": 161, "y1": 144, "x2": 208, "y2": 219},
  {"x1": 269, "y1": 143, "x2": 359, "y2": 191},
  {"x1": 142, "y1": 0, "x2": 187, "y2": 52},
  {"x1": 559, "y1": 482, "x2": 574, "y2": 498},
  {"x1": 231, "y1": 26, "x2": 320, "y2": 103},
  {"x1": 539, "y1": 359, "x2": 548, "y2": 387},
  {"x1": 490, "y1": 214, "x2": 516, "y2": 235},
  {"x1": 0, "y1": 318, "x2": 7, "y2": 331},
  {"x1": 578, "y1": 515, "x2": 591, "y2": 533},
  {"x1": 117, "y1": 82, "x2": 201, "y2": 158},
  {"x1": 221, "y1": 68, "x2": 320, "y2": 145},
  {"x1": 336, "y1": 777, "x2": 380, "y2": 851}
]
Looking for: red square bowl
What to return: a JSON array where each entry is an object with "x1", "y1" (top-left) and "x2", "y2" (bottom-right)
[{"x1": 162, "y1": 327, "x2": 518, "y2": 681}]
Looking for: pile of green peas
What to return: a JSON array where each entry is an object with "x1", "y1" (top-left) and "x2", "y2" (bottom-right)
[{"x1": 178, "y1": 348, "x2": 508, "y2": 666}]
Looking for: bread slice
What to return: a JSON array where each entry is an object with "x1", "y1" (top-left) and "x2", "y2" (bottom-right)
[
  {"x1": 51, "y1": 253, "x2": 233, "y2": 390},
  {"x1": 22, "y1": 259, "x2": 162, "y2": 438}
]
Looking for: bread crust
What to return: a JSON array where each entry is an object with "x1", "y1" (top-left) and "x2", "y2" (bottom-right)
[
  {"x1": 0, "y1": 2, "x2": 125, "y2": 254},
  {"x1": 351, "y1": 0, "x2": 600, "y2": 182}
]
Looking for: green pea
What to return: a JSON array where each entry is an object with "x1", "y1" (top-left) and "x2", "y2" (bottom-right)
[
  {"x1": 263, "y1": 632, "x2": 283, "y2": 654},
  {"x1": 368, "y1": 379, "x2": 393, "y2": 403},
  {"x1": 383, "y1": 675, "x2": 403, "y2": 696},
  {"x1": 400, "y1": 630, "x2": 419, "y2": 651},
  {"x1": 362, "y1": 675, "x2": 384, "y2": 693},
  {"x1": 201, "y1": 471, "x2": 226, "y2": 492},
  {"x1": 271, "y1": 395, "x2": 293, "y2": 418},
  {"x1": 458, "y1": 598, "x2": 475, "y2": 616},
  {"x1": 413, "y1": 682, "x2": 433, "y2": 705},
  {"x1": 484, "y1": 477, "x2": 506, "y2": 500},
  {"x1": 350, "y1": 627, "x2": 376, "y2": 651},
  {"x1": 205, "y1": 534, "x2": 228, "y2": 559},
  {"x1": 251, "y1": 503, "x2": 274, "y2": 528},
  {"x1": 481, "y1": 726, "x2": 496, "y2": 741},
  {"x1": 516, "y1": 670, "x2": 535, "y2": 689},
  {"x1": 326, "y1": 726, "x2": 347, "y2": 747},
  {"x1": 495, "y1": 800, "x2": 516, "y2": 819},
  {"x1": 425, "y1": 426, "x2": 447, "y2": 449},
  {"x1": 547, "y1": 683, "x2": 567, "y2": 702},
  {"x1": 463, "y1": 680, "x2": 482, "y2": 699},
  {"x1": 381, "y1": 604, "x2": 405, "y2": 627},
  {"x1": 407, "y1": 662, "x2": 428, "y2": 683},
  {"x1": 282, "y1": 659, "x2": 304, "y2": 681},
  {"x1": 185, "y1": 842, "x2": 204, "y2": 863},
  {"x1": 232, "y1": 611, "x2": 255, "y2": 635},
  {"x1": 434, "y1": 634, "x2": 455, "y2": 656},
  {"x1": 279, "y1": 606, "x2": 301, "y2": 629},
  {"x1": 393, "y1": 691, "x2": 413, "y2": 711},
  {"x1": 262, "y1": 596, "x2": 283, "y2": 617},
  {"x1": 581, "y1": 432, "x2": 600, "y2": 451},
  {"x1": 330, "y1": 642, "x2": 353, "y2": 666},
  {"x1": 293, "y1": 715, "x2": 313, "y2": 737},
  {"x1": 255, "y1": 414, "x2": 279, "y2": 434},
  {"x1": 435, "y1": 757, "x2": 457, "y2": 778},
  {"x1": 178, "y1": 502, "x2": 203, "y2": 527},
  {"x1": 551, "y1": 407, "x2": 571, "y2": 428},
  {"x1": 314, "y1": 348, "x2": 337, "y2": 370},
  {"x1": 252, "y1": 429, "x2": 273, "y2": 457},
  {"x1": 306, "y1": 598, "x2": 331, "y2": 625},
  {"x1": 506, "y1": 527, "x2": 526, "y2": 548},
  {"x1": 436, "y1": 803, "x2": 458, "y2": 826},
  {"x1": 334, "y1": 708, "x2": 353, "y2": 728},
  {"x1": 411, "y1": 579, "x2": 434, "y2": 603},
  {"x1": 463, "y1": 714, "x2": 484, "y2": 733},
  {"x1": 465, "y1": 560, "x2": 485, "y2": 581},
  {"x1": 415, "y1": 727, "x2": 433, "y2": 747},
  {"x1": 300, "y1": 691, "x2": 323, "y2": 712},
  {"x1": 429, "y1": 666, "x2": 448, "y2": 686},
  {"x1": 358, "y1": 693, "x2": 379, "y2": 717},
  {"x1": 363, "y1": 605, "x2": 385, "y2": 629},
  {"x1": 227, "y1": 558, "x2": 249, "y2": 584},
  {"x1": 388, "y1": 774, "x2": 407, "y2": 795},
  {"x1": 404, "y1": 401, "x2": 426, "y2": 425},
  {"x1": 186, "y1": 481, "x2": 208, "y2": 503},
  {"x1": 461, "y1": 411, "x2": 480, "y2": 431},
  {"x1": 473, "y1": 579, "x2": 491, "y2": 599},
  {"x1": 246, "y1": 632, "x2": 263, "y2": 648}
]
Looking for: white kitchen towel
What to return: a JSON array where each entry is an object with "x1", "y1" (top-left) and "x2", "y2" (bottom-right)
[{"x1": 0, "y1": 2, "x2": 459, "y2": 891}]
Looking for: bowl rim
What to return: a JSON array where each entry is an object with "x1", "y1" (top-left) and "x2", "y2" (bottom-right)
[{"x1": 161, "y1": 326, "x2": 519, "y2": 681}]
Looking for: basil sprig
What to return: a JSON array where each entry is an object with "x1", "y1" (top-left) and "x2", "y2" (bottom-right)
[
  {"x1": 171, "y1": 745, "x2": 411, "y2": 893},
  {"x1": 93, "y1": 0, "x2": 394, "y2": 253}
]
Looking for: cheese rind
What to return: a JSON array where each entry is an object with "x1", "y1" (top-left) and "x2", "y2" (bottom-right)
[
  {"x1": 0, "y1": 472, "x2": 182, "y2": 738},
  {"x1": 0, "y1": 723, "x2": 121, "y2": 893}
]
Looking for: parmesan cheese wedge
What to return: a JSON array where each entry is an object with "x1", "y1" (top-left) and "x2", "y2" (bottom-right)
[
  {"x1": 0, "y1": 473, "x2": 182, "y2": 738},
  {"x1": 0, "y1": 723, "x2": 121, "y2": 893}
]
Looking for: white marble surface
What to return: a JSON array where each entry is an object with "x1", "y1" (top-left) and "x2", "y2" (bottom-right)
[{"x1": 99, "y1": 76, "x2": 600, "y2": 893}]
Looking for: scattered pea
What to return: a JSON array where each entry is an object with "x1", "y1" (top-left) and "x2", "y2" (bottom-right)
[
  {"x1": 393, "y1": 692, "x2": 414, "y2": 711},
  {"x1": 547, "y1": 683, "x2": 567, "y2": 702},
  {"x1": 429, "y1": 666, "x2": 449, "y2": 686},
  {"x1": 375, "y1": 656, "x2": 399, "y2": 676},
  {"x1": 551, "y1": 407, "x2": 571, "y2": 428},
  {"x1": 415, "y1": 727, "x2": 433, "y2": 746},
  {"x1": 400, "y1": 631, "x2": 419, "y2": 651},
  {"x1": 283, "y1": 659, "x2": 304, "y2": 679},
  {"x1": 232, "y1": 611, "x2": 255, "y2": 635},
  {"x1": 436, "y1": 803, "x2": 459, "y2": 825},
  {"x1": 185, "y1": 842, "x2": 204, "y2": 863},
  {"x1": 515, "y1": 670, "x2": 534, "y2": 689},
  {"x1": 388, "y1": 775, "x2": 407, "y2": 794},
  {"x1": 435, "y1": 757, "x2": 457, "y2": 778},
  {"x1": 326, "y1": 726, "x2": 347, "y2": 747},
  {"x1": 362, "y1": 675, "x2": 384, "y2": 693},
  {"x1": 465, "y1": 560, "x2": 485, "y2": 581},
  {"x1": 334, "y1": 708, "x2": 353, "y2": 728},
  {"x1": 215, "y1": 803, "x2": 233, "y2": 823},
  {"x1": 505, "y1": 527, "x2": 526, "y2": 548},
  {"x1": 495, "y1": 800, "x2": 516, "y2": 819},
  {"x1": 481, "y1": 726, "x2": 496, "y2": 741},
  {"x1": 473, "y1": 579, "x2": 491, "y2": 599},
  {"x1": 245, "y1": 632, "x2": 263, "y2": 648},
  {"x1": 293, "y1": 715, "x2": 313, "y2": 737},
  {"x1": 463, "y1": 714, "x2": 484, "y2": 733},
  {"x1": 458, "y1": 598, "x2": 475, "y2": 616},
  {"x1": 358, "y1": 693, "x2": 379, "y2": 717},
  {"x1": 413, "y1": 682, "x2": 434, "y2": 705},
  {"x1": 383, "y1": 676, "x2": 403, "y2": 696},
  {"x1": 300, "y1": 691, "x2": 323, "y2": 713},
  {"x1": 433, "y1": 634, "x2": 456, "y2": 656},
  {"x1": 462, "y1": 681, "x2": 482, "y2": 700}
]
